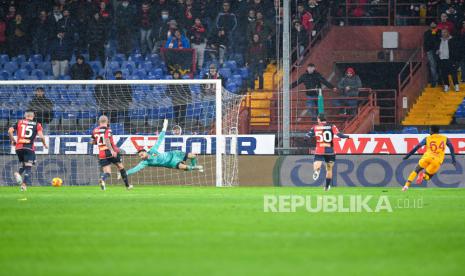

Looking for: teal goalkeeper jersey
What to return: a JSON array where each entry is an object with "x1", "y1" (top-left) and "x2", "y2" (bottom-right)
[{"x1": 127, "y1": 131, "x2": 186, "y2": 175}]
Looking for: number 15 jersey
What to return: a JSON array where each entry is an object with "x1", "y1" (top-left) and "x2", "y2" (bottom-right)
[
  {"x1": 13, "y1": 119, "x2": 42, "y2": 151},
  {"x1": 306, "y1": 123, "x2": 340, "y2": 155}
]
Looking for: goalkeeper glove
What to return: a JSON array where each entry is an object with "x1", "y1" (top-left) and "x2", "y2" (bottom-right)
[{"x1": 162, "y1": 119, "x2": 168, "y2": 132}]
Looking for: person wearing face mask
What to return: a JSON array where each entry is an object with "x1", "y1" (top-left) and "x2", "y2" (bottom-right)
[{"x1": 115, "y1": 0, "x2": 136, "y2": 56}]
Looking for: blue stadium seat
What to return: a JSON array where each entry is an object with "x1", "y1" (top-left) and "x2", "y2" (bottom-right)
[
  {"x1": 0, "y1": 54, "x2": 9, "y2": 65},
  {"x1": 402, "y1": 127, "x2": 419, "y2": 134},
  {"x1": 0, "y1": 109, "x2": 10, "y2": 119},
  {"x1": 239, "y1": 67, "x2": 249, "y2": 79},
  {"x1": 133, "y1": 69, "x2": 147, "y2": 79},
  {"x1": 89, "y1": 61, "x2": 102, "y2": 75},
  {"x1": 37, "y1": 62, "x2": 52, "y2": 74},
  {"x1": 14, "y1": 69, "x2": 29, "y2": 80},
  {"x1": 219, "y1": 68, "x2": 232, "y2": 79},
  {"x1": 129, "y1": 54, "x2": 144, "y2": 66},
  {"x1": 111, "y1": 54, "x2": 125, "y2": 65},
  {"x1": 20, "y1": 62, "x2": 35, "y2": 72},
  {"x1": 143, "y1": 61, "x2": 153, "y2": 72},
  {"x1": 10, "y1": 110, "x2": 23, "y2": 119},
  {"x1": 30, "y1": 69, "x2": 45, "y2": 80},
  {"x1": 107, "y1": 61, "x2": 120, "y2": 72},
  {"x1": 15, "y1": 55, "x2": 27, "y2": 64},
  {"x1": 4, "y1": 61, "x2": 18, "y2": 73},
  {"x1": 0, "y1": 70, "x2": 10, "y2": 80},
  {"x1": 146, "y1": 53, "x2": 160, "y2": 64},
  {"x1": 129, "y1": 108, "x2": 147, "y2": 119},
  {"x1": 224, "y1": 60, "x2": 237, "y2": 71},
  {"x1": 226, "y1": 82, "x2": 238, "y2": 93},
  {"x1": 231, "y1": 74, "x2": 243, "y2": 86},
  {"x1": 122, "y1": 61, "x2": 136, "y2": 74},
  {"x1": 30, "y1": 54, "x2": 43, "y2": 66}
]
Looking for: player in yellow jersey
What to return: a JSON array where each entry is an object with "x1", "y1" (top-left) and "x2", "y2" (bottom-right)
[{"x1": 402, "y1": 126, "x2": 457, "y2": 191}]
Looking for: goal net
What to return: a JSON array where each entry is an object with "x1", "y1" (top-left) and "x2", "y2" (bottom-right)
[{"x1": 0, "y1": 80, "x2": 243, "y2": 187}]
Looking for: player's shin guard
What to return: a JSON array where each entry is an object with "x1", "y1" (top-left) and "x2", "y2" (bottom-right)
[
  {"x1": 405, "y1": 171, "x2": 418, "y2": 187},
  {"x1": 100, "y1": 172, "x2": 111, "y2": 181},
  {"x1": 23, "y1": 166, "x2": 32, "y2": 186},
  {"x1": 119, "y1": 169, "x2": 129, "y2": 187}
]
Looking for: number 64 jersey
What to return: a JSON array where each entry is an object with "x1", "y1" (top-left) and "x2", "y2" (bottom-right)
[
  {"x1": 306, "y1": 122, "x2": 349, "y2": 155},
  {"x1": 13, "y1": 119, "x2": 42, "y2": 151}
]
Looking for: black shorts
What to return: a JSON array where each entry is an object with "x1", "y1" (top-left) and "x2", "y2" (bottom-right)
[
  {"x1": 314, "y1": 154, "x2": 335, "y2": 163},
  {"x1": 99, "y1": 153, "x2": 122, "y2": 167},
  {"x1": 16, "y1": 149, "x2": 36, "y2": 164}
]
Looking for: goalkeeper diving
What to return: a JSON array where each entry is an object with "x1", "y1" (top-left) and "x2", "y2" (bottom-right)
[{"x1": 127, "y1": 119, "x2": 203, "y2": 176}]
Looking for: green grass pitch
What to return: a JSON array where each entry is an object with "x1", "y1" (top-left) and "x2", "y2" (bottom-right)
[{"x1": 1, "y1": 186, "x2": 465, "y2": 276}]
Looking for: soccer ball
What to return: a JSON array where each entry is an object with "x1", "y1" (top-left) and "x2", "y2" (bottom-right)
[{"x1": 51, "y1": 177, "x2": 63, "y2": 187}]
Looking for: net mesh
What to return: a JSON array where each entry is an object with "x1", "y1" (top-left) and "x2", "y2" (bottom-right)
[{"x1": 0, "y1": 81, "x2": 243, "y2": 187}]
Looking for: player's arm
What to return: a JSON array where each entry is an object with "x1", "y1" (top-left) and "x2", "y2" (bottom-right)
[
  {"x1": 403, "y1": 138, "x2": 426, "y2": 160},
  {"x1": 336, "y1": 133, "x2": 350, "y2": 139},
  {"x1": 37, "y1": 130, "x2": 48, "y2": 149},
  {"x1": 7, "y1": 126, "x2": 16, "y2": 146},
  {"x1": 103, "y1": 128, "x2": 117, "y2": 157},
  {"x1": 446, "y1": 138, "x2": 457, "y2": 166},
  {"x1": 148, "y1": 119, "x2": 168, "y2": 155},
  {"x1": 305, "y1": 126, "x2": 315, "y2": 139},
  {"x1": 127, "y1": 161, "x2": 148, "y2": 176}
]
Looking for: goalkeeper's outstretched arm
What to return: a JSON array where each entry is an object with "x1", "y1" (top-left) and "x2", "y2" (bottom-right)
[
  {"x1": 127, "y1": 161, "x2": 148, "y2": 176},
  {"x1": 148, "y1": 119, "x2": 169, "y2": 155}
]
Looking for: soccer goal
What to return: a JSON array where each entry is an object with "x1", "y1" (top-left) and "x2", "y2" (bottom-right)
[{"x1": 0, "y1": 79, "x2": 244, "y2": 187}]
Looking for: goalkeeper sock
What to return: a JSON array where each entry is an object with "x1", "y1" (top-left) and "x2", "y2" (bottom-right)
[
  {"x1": 325, "y1": 178, "x2": 332, "y2": 188},
  {"x1": 190, "y1": 157, "x2": 197, "y2": 167},
  {"x1": 23, "y1": 166, "x2": 32, "y2": 185},
  {"x1": 119, "y1": 169, "x2": 129, "y2": 187},
  {"x1": 405, "y1": 171, "x2": 418, "y2": 187},
  {"x1": 100, "y1": 172, "x2": 110, "y2": 182}
]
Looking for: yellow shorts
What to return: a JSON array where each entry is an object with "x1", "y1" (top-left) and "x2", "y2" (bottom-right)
[{"x1": 418, "y1": 156, "x2": 442, "y2": 175}]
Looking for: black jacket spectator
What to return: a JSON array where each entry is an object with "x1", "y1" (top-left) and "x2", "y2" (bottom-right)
[
  {"x1": 32, "y1": 11, "x2": 52, "y2": 56},
  {"x1": 50, "y1": 32, "x2": 73, "y2": 61},
  {"x1": 291, "y1": 65, "x2": 334, "y2": 96},
  {"x1": 56, "y1": 9, "x2": 76, "y2": 37},
  {"x1": 216, "y1": 2, "x2": 237, "y2": 34},
  {"x1": 28, "y1": 88, "x2": 54, "y2": 125},
  {"x1": 87, "y1": 13, "x2": 108, "y2": 64},
  {"x1": 423, "y1": 27, "x2": 440, "y2": 52},
  {"x1": 70, "y1": 56, "x2": 93, "y2": 80}
]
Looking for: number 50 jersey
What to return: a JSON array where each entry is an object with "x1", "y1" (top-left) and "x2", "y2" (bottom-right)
[
  {"x1": 306, "y1": 123, "x2": 341, "y2": 155},
  {"x1": 13, "y1": 119, "x2": 42, "y2": 151}
]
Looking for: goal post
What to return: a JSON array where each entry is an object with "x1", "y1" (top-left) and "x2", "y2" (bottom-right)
[{"x1": 0, "y1": 79, "x2": 243, "y2": 187}]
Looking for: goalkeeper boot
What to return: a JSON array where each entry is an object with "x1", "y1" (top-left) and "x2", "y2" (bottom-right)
[
  {"x1": 14, "y1": 172, "x2": 23, "y2": 186},
  {"x1": 416, "y1": 171, "x2": 425, "y2": 185},
  {"x1": 99, "y1": 180, "x2": 106, "y2": 191},
  {"x1": 312, "y1": 170, "x2": 320, "y2": 181}
]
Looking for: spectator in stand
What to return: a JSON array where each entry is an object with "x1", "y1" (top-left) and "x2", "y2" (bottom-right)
[
  {"x1": 216, "y1": 1, "x2": 237, "y2": 48},
  {"x1": 291, "y1": 20, "x2": 308, "y2": 64},
  {"x1": 115, "y1": 0, "x2": 136, "y2": 56},
  {"x1": 337, "y1": 67, "x2": 362, "y2": 115},
  {"x1": 50, "y1": 6, "x2": 63, "y2": 31},
  {"x1": 139, "y1": 2, "x2": 155, "y2": 56},
  {"x1": 70, "y1": 55, "x2": 93, "y2": 80},
  {"x1": 167, "y1": 70, "x2": 191, "y2": 127},
  {"x1": 180, "y1": 0, "x2": 199, "y2": 30},
  {"x1": 202, "y1": 64, "x2": 224, "y2": 97},
  {"x1": 165, "y1": 29, "x2": 190, "y2": 48},
  {"x1": 247, "y1": 11, "x2": 273, "y2": 48},
  {"x1": 56, "y1": 9, "x2": 76, "y2": 38},
  {"x1": 0, "y1": 17, "x2": 6, "y2": 54},
  {"x1": 32, "y1": 10, "x2": 52, "y2": 57},
  {"x1": 7, "y1": 14, "x2": 29, "y2": 57},
  {"x1": 207, "y1": 27, "x2": 228, "y2": 65},
  {"x1": 153, "y1": 10, "x2": 173, "y2": 52},
  {"x1": 27, "y1": 87, "x2": 54, "y2": 127},
  {"x1": 5, "y1": 5, "x2": 16, "y2": 22},
  {"x1": 247, "y1": 33, "x2": 266, "y2": 90},
  {"x1": 291, "y1": 63, "x2": 336, "y2": 119},
  {"x1": 189, "y1": 17, "x2": 207, "y2": 69},
  {"x1": 98, "y1": 1, "x2": 113, "y2": 30},
  {"x1": 438, "y1": 13, "x2": 455, "y2": 34},
  {"x1": 50, "y1": 28, "x2": 73, "y2": 79},
  {"x1": 295, "y1": 3, "x2": 313, "y2": 34},
  {"x1": 307, "y1": 0, "x2": 321, "y2": 19},
  {"x1": 74, "y1": 0, "x2": 95, "y2": 55},
  {"x1": 423, "y1": 21, "x2": 440, "y2": 87},
  {"x1": 248, "y1": 0, "x2": 265, "y2": 14},
  {"x1": 436, "y1": 28, "x2": 460, "y2": 92},
  {"x1": 445, "y1": 6, "x2": 461, "y2": 27},
  {"x1": 87, "y1": 12, "x2": 108, "y2": 64}
]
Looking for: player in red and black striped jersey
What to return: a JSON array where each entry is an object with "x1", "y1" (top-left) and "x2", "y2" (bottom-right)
[
  {"x1": 90, "y1": 115, "x2": 131, "y2": 190},
  {"x1": 8, "y1": 111, "x2": 48, "y2": 191},
  {"x1": 306, "y1": 114, "x2": 350, "y2": 191}
]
